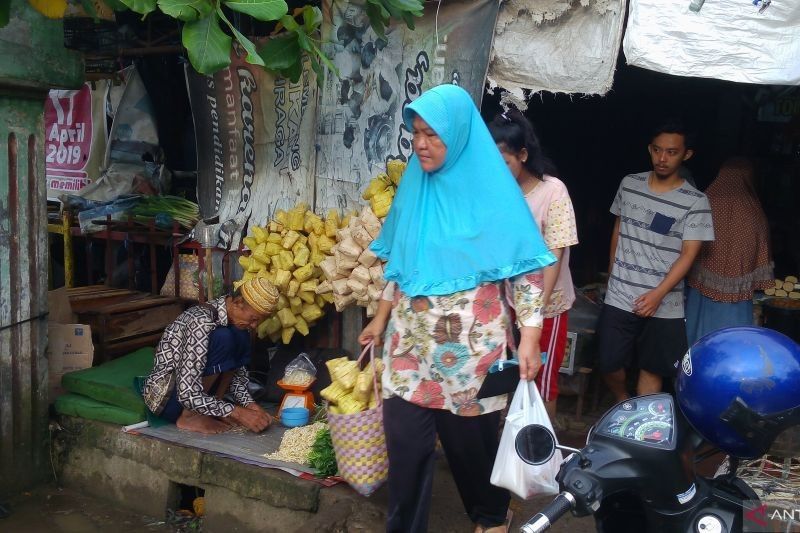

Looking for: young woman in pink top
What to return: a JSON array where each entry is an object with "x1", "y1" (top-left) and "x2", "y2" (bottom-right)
[{"x1": 489, "y1": 109, "x2": 579, "y2": 419}]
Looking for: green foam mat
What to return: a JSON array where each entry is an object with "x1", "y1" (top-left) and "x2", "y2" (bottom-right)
[
  {"x1": 55, "y1": 393, "x2": 145, "y2": 426},
  {"x1": 61, "y1": 347, "x2": 154, "y2": 418}
]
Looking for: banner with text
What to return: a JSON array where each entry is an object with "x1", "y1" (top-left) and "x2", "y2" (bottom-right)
[
  {"x1": 45, "y1": 83, "x2": 107, "y2": 199},
  {"x1": 187, "y1": 49, "x2": 318, "y2": 249}
]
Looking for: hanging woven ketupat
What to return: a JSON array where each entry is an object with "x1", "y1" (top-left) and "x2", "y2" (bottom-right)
[
  {"x1": 321, "y1": 161, "x2": 406, "y2": 316},
  {"x1": 236, "y1": 203, "x2": 354, "y2": 344}
]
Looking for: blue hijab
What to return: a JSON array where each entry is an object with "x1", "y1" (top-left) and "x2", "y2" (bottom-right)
[{"x1": 371, "y1": 84, "x2": 555, "y2": 296}]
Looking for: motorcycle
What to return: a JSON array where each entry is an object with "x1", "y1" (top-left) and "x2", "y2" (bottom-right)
[{"x1": 514, "y1": 393, "x2": 759, "y2": 533}]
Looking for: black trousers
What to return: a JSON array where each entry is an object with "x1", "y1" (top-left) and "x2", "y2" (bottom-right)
[{"x1": 383, "y1": 397, "x2": 510, "y2": 533}]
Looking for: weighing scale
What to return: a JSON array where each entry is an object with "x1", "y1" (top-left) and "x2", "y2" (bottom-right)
[{"x1": 276, "y1": 379, "x2": 316, "y2": 417}]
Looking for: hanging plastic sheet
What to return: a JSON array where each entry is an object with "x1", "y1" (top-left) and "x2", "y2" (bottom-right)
[
  {"x1": 624, "y1": 0, "x2": 800, "y2": 85},
  {"x1": 488, "y1": 0, "x2": 626, "y2": 104}
]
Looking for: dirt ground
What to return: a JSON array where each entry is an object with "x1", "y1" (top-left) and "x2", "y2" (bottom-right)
[
  {"x1": 1, "y1": 485, "x2": 174, "y2": 533},
  {"x1": 1, "y1": 480, "x2": 597, "y2": 533}
]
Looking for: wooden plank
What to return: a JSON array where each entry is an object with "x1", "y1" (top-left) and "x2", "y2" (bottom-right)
[
  {"x1": 67, "y1": 285, "x2": 130, "y2": 295},
  {"x1": 0, "y1": 331, "x2": 12, "y2": 482},
  {"x1": 0, "y1": 120, "x2": 12, "y2": 482},
  {"x1": 340, "y1": 307, "x2": 363, "y2": 359},
  {"x1": 96, "y1": 302, "x2": 184, "y2": 343},
  {"x1": 29, "y1": 132, "x2": 49, "y2": 475},
  {"x1": 78, "y1": 295, "x2": 182, "y2": 315},
  {"x1": 10, "y1": 130, "x2": 33, "y2": 471},
  {"x1": 68, "y1": 290, "x2": 146, "y2": 314},
  {"x1": 103, "y1": 331, "x2": 164, "y2": 359}
]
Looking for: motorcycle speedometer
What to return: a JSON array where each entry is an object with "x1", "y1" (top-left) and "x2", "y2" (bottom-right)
[{"x1": 595, "y1": 393, "x2": 677, "y2": 450}]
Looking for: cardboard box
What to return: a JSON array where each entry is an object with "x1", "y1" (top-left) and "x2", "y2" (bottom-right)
[
  {"x1": 48, "y1": 287, "x2": 76, "y2": 324},
  {"x1": 48, "y1": 323, "x2": 94, "y2": 400},
  {"x1": 47, "y1": 289, "x2": 93, "y2": 400}
]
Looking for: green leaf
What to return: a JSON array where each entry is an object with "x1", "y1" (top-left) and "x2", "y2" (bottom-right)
[
  {"x1": 367, "y1": 0, "x2": 390, "y2": 18},
  {"x1": 364, "y1": 3, "x2": 387, "y2": 39},
  {"x1": 301, "y1": 5, "x2": 322, "y2": 33},
  {"x1": 216, "y1": 6, "x2": 265, "y2": 67},
  {"x1": 182, "y1": 14, "x2": 232, "y2": 75},
  {"x1": 258, "y1": 32, "x2": 301, "y2": 70},
  {"x1": 158, "y1": 0, "x2": 212, "y2": 21},
  {"x1": 385, "y1": 0, "x2": 423, "y2": 12},
  {"x1": 118, "y1": 0, "x2": 157, "y2": 15},
  {"x1": 309, "y1": 40, "x2": 338, "y2": 78},
  {"x1": 401, "y1": 10, "x2": 415, "y2": 30},
  {"x1": 281, "y1": 57, "x2": 302, "y2": 83},
  {"x1": 279, "y1": 13, "x2": 300, "y2": 31},
  {"x1": 104, "y1": 0, "x2": 130, "y2": 11},
  {"x1": 223, "y1": 0, "x2": 287, "y2": 21},
  {"x1": 309, "y1": 56, "x2": 323, "y2": 88},
  {"x1": 295, "y1": 29, "x2": 312, "y2": 53}
]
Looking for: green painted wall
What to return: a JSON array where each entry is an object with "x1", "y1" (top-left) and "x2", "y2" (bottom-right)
[
  {"x1": 0, "y1": 0, "x2": 83, "y2": 496},
  {"x1": 0, "y1": 0, "x2": 83, "y2": 93}
]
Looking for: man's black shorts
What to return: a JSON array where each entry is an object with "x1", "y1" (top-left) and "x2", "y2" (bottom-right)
[{"x1": 595, "y1": 304, "x2": 688, "y2": 377}]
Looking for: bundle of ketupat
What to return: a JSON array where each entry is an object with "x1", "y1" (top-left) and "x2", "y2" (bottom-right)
[
  {"x1": 318, "y1": 205, "x2": 387, "y2": 317},
  {"x1": 764, "y1": 275, "x2": 800, "y2": 299},
  {"x1": 321, "y1": 357, "x2": 385, "y2": 415},
  {"x1": 362, "y1": 160, "x2": 405, "y2": 218},
  {"x1": 236, "y1": 203, "x2": 354, "y2": 344}
]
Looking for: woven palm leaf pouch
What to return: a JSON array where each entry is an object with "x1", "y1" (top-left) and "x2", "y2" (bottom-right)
[{"x1": 326, "y1": 342, "x2": 388, "y2": 496}]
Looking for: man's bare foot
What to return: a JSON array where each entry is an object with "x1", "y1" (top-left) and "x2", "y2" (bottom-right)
[
  {"x1": 176, "y1": 410, "x2": 229, "y2": 434},
  {"x1": 217, "y1": 416, "x2": 241, "y2": 429}
]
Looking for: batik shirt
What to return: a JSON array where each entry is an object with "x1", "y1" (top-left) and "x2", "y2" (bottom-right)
[
  {"x1": 380, "y1": 274, "x2": 544, "y2": 416},
  {"x1": 142, "y1": 297, "x2": 252, "y2": 417}
]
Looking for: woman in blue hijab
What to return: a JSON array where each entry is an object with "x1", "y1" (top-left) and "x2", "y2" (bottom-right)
[{"x1": 359, "y1": 85, "x2": 555, "y2": 533}]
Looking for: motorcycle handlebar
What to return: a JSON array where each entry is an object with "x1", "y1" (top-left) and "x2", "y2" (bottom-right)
[{"x1": 519, "y1": 492, "x2": 576, "y2": 533}]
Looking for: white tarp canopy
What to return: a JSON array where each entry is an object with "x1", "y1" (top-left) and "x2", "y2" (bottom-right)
[
  {"x1": 624, "y1": 0, "x2": 800, "y2": 85},
  {"x1": 488, "y1": 0, "x2": 627, "y2": 104}
]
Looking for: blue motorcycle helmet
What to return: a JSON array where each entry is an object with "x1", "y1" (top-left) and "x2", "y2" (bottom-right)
[{"x1": 676, "y1": 326, "x2": 800, "y2": 459}]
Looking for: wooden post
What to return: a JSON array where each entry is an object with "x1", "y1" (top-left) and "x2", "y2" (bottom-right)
[
  {"x1": 62, "y1": 211, "x2": 74, "y2": 288},
  {"x1": 341, "y1": 307, "x2": 364, "y2": 358}
]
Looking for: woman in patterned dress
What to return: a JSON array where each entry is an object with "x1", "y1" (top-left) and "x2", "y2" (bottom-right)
[
  {"x1": 686, "y1": 157, "x2": 773, "y2": 344},
  {"x1": 489, "y1": 109, "x2": 580, "y2": 421},
  {"x1": 358, "y1": 85, "x2": 555, "y2": 533}
]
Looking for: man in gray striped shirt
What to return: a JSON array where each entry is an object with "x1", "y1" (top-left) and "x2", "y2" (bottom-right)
[{"x1": 597, "y1": 120, "x2": 714, "y2": 401}]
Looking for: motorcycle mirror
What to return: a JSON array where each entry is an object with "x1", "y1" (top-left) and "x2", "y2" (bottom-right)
[{"x1": 515, "y1": 424, "x2": 556, "y2": 465}]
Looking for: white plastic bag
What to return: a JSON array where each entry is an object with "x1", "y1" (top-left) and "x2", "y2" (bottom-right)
[{"x1": 490, "y1": 380, "x2": 562, "y2": 499}]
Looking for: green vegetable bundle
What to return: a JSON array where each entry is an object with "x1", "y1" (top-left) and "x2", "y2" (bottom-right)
[
  {"x1": 308, "y1": 427, "x2": 338, "y2": 478},
  {"x1": 130, "y1": 195, "x2": 200, "y2": 230}
]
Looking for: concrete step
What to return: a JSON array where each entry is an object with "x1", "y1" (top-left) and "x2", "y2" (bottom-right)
[{"x1": 52, "y1": 415, "x2": 595, "y2": 532}]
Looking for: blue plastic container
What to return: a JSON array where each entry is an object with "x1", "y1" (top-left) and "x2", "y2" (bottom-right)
[{"x1": 280, "y1": 407, "x2": 310, "y2": 428}]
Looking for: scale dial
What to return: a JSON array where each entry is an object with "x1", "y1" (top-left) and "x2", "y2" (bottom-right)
[{"x1": 283, "y1": 394, "x2": 307, "y2": 409}]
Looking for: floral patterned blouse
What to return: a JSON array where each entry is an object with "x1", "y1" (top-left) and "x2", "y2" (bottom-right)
[{"x1": 380, "y1": 274, "x2": 544, "y2": 416}]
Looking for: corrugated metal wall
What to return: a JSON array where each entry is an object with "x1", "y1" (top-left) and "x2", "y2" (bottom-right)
[{"x1": 0, "y1": 99, "x2": 50, "y2": 492}]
